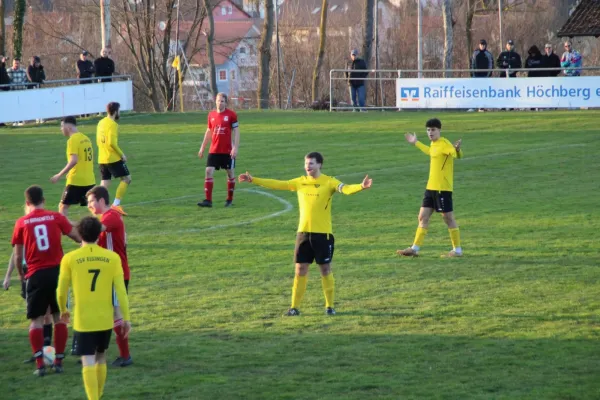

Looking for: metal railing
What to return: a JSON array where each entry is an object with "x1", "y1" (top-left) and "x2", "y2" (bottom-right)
[
  {"x1": 329, "y1": 67, "x2": 600, "y2": 111},
  {"x1": 0, "y1": 74, "x2": 132, "y2": 90}
]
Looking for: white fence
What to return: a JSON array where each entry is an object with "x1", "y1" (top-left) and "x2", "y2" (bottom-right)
[{"x1": 0, "y1": 77, "x2": 134, "y2": 123}]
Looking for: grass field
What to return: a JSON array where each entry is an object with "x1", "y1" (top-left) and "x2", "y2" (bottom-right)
[{"x1": 1, "y1": 110, "x2": 599, "y2": 400}]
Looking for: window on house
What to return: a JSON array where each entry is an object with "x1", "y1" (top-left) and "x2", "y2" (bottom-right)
[
  {"x1": 240, "y1": 47, "x2": 246, "y2": 54},
  {"x1": 230, "y1": 70, "x2": 236, "y2": 80},
  {"x1": 228, "y1": 5, "x2": 233, "y2": 14},
  {"x1": 249, "y1": 45, "x2": 255, "y2": 55},
  {"x1": 221, "y1": 6, "x2": 226, "y2": 15},
  {"x1": 198, "y1": 72, "x2": 206, "y2": 81},
  {"x1": 219, "y1": 70, "x2": 227, "y2": 81}
]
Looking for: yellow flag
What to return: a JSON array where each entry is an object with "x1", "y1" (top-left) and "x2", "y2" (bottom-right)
[{"x1": 172, "y1": 56, "x2": 181, "y2": 71}]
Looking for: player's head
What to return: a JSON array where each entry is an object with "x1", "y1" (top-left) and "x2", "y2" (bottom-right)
[
  {"x1": 425, "y1": 118, "x2": 442, "y2": 141},
  {"x1": 77, "y1": 216, "x2": 102, "y2": 244},
  {"x1": 305, "y1": 152, "x2": 323, "y2": 177},
  {"x1": 107, "y1": 102, "x2": 121, "y2": 121},
  {"x1": 215, "y1": 93, "x2": 227, "y2": 112},
  {"x1": 61, "y1": 116, "x2": 77, "y2": 136},
  {"x1": 24, "y1": 185, "x2": 44, "y2": 210},
  {"x1": 86, "y1": 186, "x2": 110, "y2": 215}
]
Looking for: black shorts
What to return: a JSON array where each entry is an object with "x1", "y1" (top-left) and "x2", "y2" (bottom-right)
[
  {"x1": 207, "y1": 153, "x2": 235, "y2": 170},
  {"x1": 26, "y1": 267, "x2": 60, "y2": 319},
  {"x1": 100, "y1": 160, "x2": 130, "y2": 180},
  {"x1": 422, "y1": 190, "x2": 453, "y2": 213},
  {"x1": 72, "y1": 329, "x2": 112, "y2": 356},
  {"x1": 294, "y1": 232, "x2": 335, "y2": 265},
  {"x1": 61, "y1": 184, "x2": 95, "y2": 206}
]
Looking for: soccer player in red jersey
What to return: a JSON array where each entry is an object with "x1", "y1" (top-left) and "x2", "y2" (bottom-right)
[
  {"x1": 86, "y1": 185, "x2": 133, "y2": 367},
  {"x1": 11, "y1": 185, "x2": 81, "y2": 376},
  {"x1": 198, "y1": 92, "x2": 240, "y2": 208}
]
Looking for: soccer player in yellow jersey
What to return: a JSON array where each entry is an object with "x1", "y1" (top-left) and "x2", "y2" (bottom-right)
[
  {"x1": 57, "y1": 216, "x2": 131, "y2": 400},
  {"x1": 239, "y1": 152, "x2": 372, "y2": 316},
  {"x1": 50, "y1": 116, "x2": 96, "y2": 217},
  {"x1": 397, "y1": 118, "x2": 464, "y2": 258},
  {"x1": 96, "y1": 102, "x2": 131, "y2": 216}
]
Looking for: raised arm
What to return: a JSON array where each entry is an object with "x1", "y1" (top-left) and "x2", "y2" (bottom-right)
[
  {"x1": 238, "y1": 171, "x2": 296, "y2": 191},
  {"x1": 336, "y1": 175, "x2": 372, "y2": 195}
]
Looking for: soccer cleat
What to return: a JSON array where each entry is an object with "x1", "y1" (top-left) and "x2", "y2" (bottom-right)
[
  {"x1": 197, "y1": 199, "x2": 213, "y2": 208},
  {"x1": 396, "y1": 247, "x2": 419, "y2": 257},
  {"x1": 23, "y1": 355, "x2": 35, "y2": 364},
  {"x1": 111, "y1": 356, "x2": 133, "y2": 367},
  {"x1": 326, "y1": 307, "x2": 336, "y2": 315},
  {"x1": 441, "y1": 250, "x2": 463, "y2": 258},
  {"x1": 33, "y1": 367, "x2": 46, "y2": 377},
  {"x1": 224, "y1": 200, "x2": 233, "y2": 207},
  {"x1": 51, "y1": 364, "x2": 64, "y2": 374},
  {"x1": 111, "y1": 205, "x2": 128, "y2": 216},
  {"x1": 284, "y1": 308, "x2": 300, "y2": 316}
]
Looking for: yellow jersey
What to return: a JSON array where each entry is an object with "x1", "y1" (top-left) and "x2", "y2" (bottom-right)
[
  {"x1": 66, "y1": 132, "x2": 95, "y2": 186},
  {"x1": 97, "y1": 117, "x2": 124, "y2": 164},
  {"x1": 57, "y1": 244, "x2": 130, "y2": 332},
  {"x1": 415, "y1": 137, "x2": 463, "y2": 192},
  {"x1": 252, "y1": 174, "x2": 363, "y2": 234}
]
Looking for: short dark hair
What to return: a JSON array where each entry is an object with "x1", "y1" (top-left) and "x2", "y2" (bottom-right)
[
  {"x1": 425, "y1": 118, "x2": 442, "y2": 129},
  {"x1": 62, "y1": 116, "x2": 77, "y2": 126},
  {"x1": 77, "y1": 216, "x2": 102, "y2": 243},
  {"x1": 86, "y1": 185, "x2": 110, "y2": 205},
  {"x1": 107, "y1": 102, "x2": 120, "y2": 116},
  {"x1": 25, "y1": 185, "x2": 44, "y2": 206},
  {"x1": 305, "y1": 152, "x2": 324, "y2": 165}
]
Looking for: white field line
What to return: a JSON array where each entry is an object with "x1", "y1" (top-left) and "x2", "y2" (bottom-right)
[{"x1": 129, "y1": 188, "x2": 293, "y2": 237}]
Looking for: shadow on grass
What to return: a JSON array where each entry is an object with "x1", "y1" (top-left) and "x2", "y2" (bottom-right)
[{"x1": 1, "y1": 328, "x2": 598, "y2": 400}]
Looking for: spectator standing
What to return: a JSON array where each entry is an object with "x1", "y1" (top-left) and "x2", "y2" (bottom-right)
[
  {"x1": 496, "y1": 39, "x2": 522, "y2": 78},
  {"x1": 76, "y1": 51, "x2": 95, "y2": 84},
  {"x1": 345, "y1": 49, "x2": 368, "y2": 112},
  {"x1": 94, "y1": 48, "x2": 115, "y2": 83},
  {"x1": 0, "y1": 55, "x2": 10, "y2": 91},
  {"x1": 7, "y1": 58, "x2": 28, "y2": 126},
  {"x1": 561, "y1": 41, "x2": 582, "y2": 76},
  {"x1": 525, "y1": 46, "x2": 544, "y2": 77},
  {"x1": 469, "y1": 39, "x2": 494, "y2": 112},
  {"x1": 542, "y1": 44, "x2": 561, "y2": 77},
  {"x1": 26, "y1": 56, "x2": 46, "y2": 89}
]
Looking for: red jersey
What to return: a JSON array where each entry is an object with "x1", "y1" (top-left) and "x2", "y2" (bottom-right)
[
  {"x1": 98, "y1": 209, "x2": 130, "y2": 280},
  {"x1": 11, "y1": 209, "x2": 72, "y2": 278},
  {"x1": 207, "y1": 108, "x2": 238, "y2": 154}
]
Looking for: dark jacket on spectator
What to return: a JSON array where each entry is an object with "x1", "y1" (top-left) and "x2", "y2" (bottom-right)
[
  {"x1": 525, "y1": 46, "x2": 544, "y2": 78},
  {"x1": 27, "y1": 59, "x2": 46, "y2": 87},
  {"x1": 471, "y1": 49, "x2": 494, "y2": 77},
  {"x1": 345, "y1": 58, "x2": 368, "y2": 87},
  {"x1": 77, "y1": 59, "x2": 95, "y2": 83},
  {"x1": 497, "y1": 50, "x2": 522, "y2": 77},
  {"x1": 0, "y1": 61, "x2": 10, "y2": 91},
  {"x1": 542, "y1": 51, "x2": 561, "y2": 77},
  {"x1": 94, "y1": 57, "x2": 115, "y2": 82}
]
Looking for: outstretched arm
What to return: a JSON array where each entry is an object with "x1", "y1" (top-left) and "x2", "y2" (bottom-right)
[
  {"x1": 454, "y1": 139, "x2": 464, "y2": 159},
  {"x1": 406, "y1": 132, "x2": 430, "y2": 155},
  {"x1": 337, "y1": 175, "x2": 372, "y2": 195},
  {"x1": 238, "y1": 171, "x2": 296, "y2": 191}
]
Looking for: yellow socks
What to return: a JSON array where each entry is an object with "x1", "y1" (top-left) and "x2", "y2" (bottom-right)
[
  {"x1": 96, "y1": 363, "x2": 107, "y2": 398},
  {"x1": 321, "y1": 274, "x2": 335, "y2": 308},
  {"x1": 115, "y1": 181, "x2": 129, "y2": 204},
  {"x1": 82, "y1": 366, "x2": 99, "y2": 400},
  {"x1": 412, "y1": 227, "x2": 428, "y2": 251},
  {"x1": 291, "y1": 275, "x2": 308, "y2": 309},
  {"x1": 448, "y1": 228, "x2": 462, "y2": 252}
]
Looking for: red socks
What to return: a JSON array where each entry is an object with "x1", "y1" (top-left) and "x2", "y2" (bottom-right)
[
  {"x1": 53, "y1": 322, "x2": 68, "y2": 365},
  {"x1": 227, "y1": 178, "x2": 235, "y2": 201},
  {"x1": 29, "y1": 327, "x2": 44, "y2": 369},
  {"x1": 204, "y1": 179, "x2": 214, "y2": 201},
  {"x1": 113, "y1": 319, "x2": 130, "y2": 359}
]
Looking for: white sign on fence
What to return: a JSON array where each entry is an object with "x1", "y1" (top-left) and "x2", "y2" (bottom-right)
[
  {"x1": 0, "y1": 80, "x2": 134, "y2": 123},
  {"x1": 396, "y1": 77, "x2": 600, "y2": 109}
]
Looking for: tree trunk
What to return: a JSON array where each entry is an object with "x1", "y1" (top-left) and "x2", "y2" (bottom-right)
[
  {"x1": 0, "y1": 0, "x2": 5, "y2": 55},
  {"x1": 12, "y1": 0, "x2": 25, "y2": 59},
  {"x1": 203, "y1": 0, "x2": 218, "y2": 99},
  {"x1": 361, "y1": 0, "x2": 374, "y2": 69},
  {"x1": 100, "y1": 0, "x2": 111, "y2": 50},
  {"x1": 442, "y1": 0, "x2": 453, "y2": 78},
  {"x1": 311, "y1": 0, "x2": 328, "y2": 103},
  {"x1": 466, "y1": 0, "x2": 474, "y2": 73},
  {"x1": 257, "y1": 0, "x2": 274, "y2": 109}
]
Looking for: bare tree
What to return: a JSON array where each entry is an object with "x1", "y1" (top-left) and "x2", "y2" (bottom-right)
[
  {"x1": 203, "y1": 0, "x2": 218, "y2": 98},
  {"x1": 311, "y1": 0, "x2": 328, "y2": 103},
  {"x1": 442, "y1": 0, "x2": 454, "y2": 77},
  {"x1": 258, "y1": 0, "x2": 274, "y2": 109},
  {"x1": 0, "y1": 0, "x2": 5, "y2": 55},
  {"x1": 362, "y1": 0, "x2": 374, "y2": 68}
]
